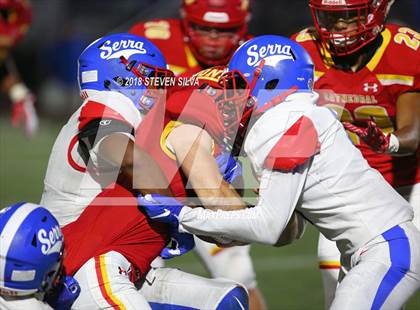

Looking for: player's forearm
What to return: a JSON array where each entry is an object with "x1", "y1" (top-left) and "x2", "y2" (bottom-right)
[
  {"x1": 179, "y1": 169, "x2": 303, "y2": 244},
  {"x1": 171, "y1": 124, "x2": 246, "y2": 210},
  {"x1": 178, "y1": 204, "x2": 285, "y2": 245},
  {"x1": 193, "y1": 181, "x2": 246, "y2": 211},
  {"x1": 394, "y1": 92, "x2": 420, "y2": 154},
  {"x1": 394, "y1": 125, "x2": 420, "y2": 154},
  {"x1": 131, "y1": 148, "x2": 173, "y2": 196},
  {"x1": 99, "y1": 134, "x2": 172, "y2": 196}
]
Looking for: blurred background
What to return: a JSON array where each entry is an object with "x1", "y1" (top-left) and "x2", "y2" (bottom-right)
[
  {"x1": 7, "y1": 0, "x2": 420, "y2": 119},
  {"x1": 1, "y1": 0, "x2": 419, "y2": 309}
]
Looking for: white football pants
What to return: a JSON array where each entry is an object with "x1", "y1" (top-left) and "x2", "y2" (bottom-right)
[
  {"x1": 72, "y1": 251, "x2": 248, "y2": 309},
  {"x1": 151, "y1": 238, "x2": 257, "y2": 290},
  {"x1": 318, "y1": 183, "x2": 420, "y2": 309},
  {"x1": 332, "y1": 222, "x2": 420, "y2": 309}
]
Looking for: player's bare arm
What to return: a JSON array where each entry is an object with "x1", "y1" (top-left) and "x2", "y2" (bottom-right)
[
  {"x1": 395, "y1": 92, "x2": 420, "y2": 154},
  {"x1": 167, "y1": 123, "x2": 245, "y2": 211},
  {"x1": 97, "y1": 132, "x2": 172, "y2": 196},
  {"x1": 165, "y1": 120, "x2": 306, "y2": 245}
]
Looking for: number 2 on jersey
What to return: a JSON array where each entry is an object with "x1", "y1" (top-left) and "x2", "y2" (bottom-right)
[
  {"x1": 394, "y1": 27, "x2": 420, "y2": 51},
  {"x1": 326, "y1": 104, "x2": 394, "y2": 145}
]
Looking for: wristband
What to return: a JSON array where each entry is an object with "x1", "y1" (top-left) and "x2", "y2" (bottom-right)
[{"x1": 386, "y1": 133, "x2": 400, "y2": 154}]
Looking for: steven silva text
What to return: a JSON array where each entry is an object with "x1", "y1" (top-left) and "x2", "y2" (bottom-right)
[{"x1": 124, "y1": 76, "x2": 199, "y2": 87}]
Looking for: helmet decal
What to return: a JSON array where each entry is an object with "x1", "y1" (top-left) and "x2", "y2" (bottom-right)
[
  {"x1": 0, "y1": 203, "x2": 64, "y2": 296},
  {"x1": 99, "y1": 39, "x2": 147, "y2": 60},
  {"x1": 78, "y1": 33, "x2": 173, "y2": 113},
  {"x1": 245, "y1": 43, "x2": 294, "y2": 67}
]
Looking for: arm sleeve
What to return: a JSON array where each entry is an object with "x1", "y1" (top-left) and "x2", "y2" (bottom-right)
[
  {"x1": 77, "y1": 118, "x2": 134, "y2": 168},
  {"x1": 178, "y1": 163, "x2": 309, "y2": 245}
]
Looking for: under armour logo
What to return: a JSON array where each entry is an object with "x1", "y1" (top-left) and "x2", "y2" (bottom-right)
[{"x1": 363, "y1": 82, "x2": 378, "y2": 93}]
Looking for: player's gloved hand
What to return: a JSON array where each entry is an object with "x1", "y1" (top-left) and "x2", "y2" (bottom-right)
[
  {"x1": 343, "y1": 120, "x2": 391, "y2": 153},
  {"x1": 10, "y1": 84, "x2": 38, "y2": 137},
  {"x1": 160, "y1": 228, "x2": 195, "y2": 259},
  {"x1": 138, "y1": 194, "x2": 184, "y2": 227},
  {"x1": 215, "y1": 152, "x2": 243, "y2": 184},
  {"x1": 45, "y1": 275, "x2": 80, "y2": 310}
]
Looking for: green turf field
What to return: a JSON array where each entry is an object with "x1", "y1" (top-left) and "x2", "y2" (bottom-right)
[{"x1": 1, "y1": 117, "x2": 419, "y2": 309}]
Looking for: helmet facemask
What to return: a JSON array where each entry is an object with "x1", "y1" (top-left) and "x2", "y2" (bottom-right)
[
  {"x1": 185, "y1": 22, "x2": 245, "y2": 66},
  {"x1": 310, "y1": 0, "x2": 389, "y2": 56},
  {"x1": 218, "y1": 69, "x2": 257, "y2": 155},
  {"x1": 181, "y1": 0, "x2": 249, "y2": 67},
  {"x1": 107, "y1": 56, "x2": 174, "y2": 113}
]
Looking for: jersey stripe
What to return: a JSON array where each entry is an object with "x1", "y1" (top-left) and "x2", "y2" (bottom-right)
[
  {"x1": 314, "y1": 71, "x2": 325, "y2": 82},
  {"x1": 318, "y1": 261, "x2": 341, "y2": 270},
  {"x1": 149, "y1": 302, "x2": 197, "y2": 309},
  {"x1": 94, "y1": 255, "x2": 126, "y2": 310},
  {"x1": 169, "y1": 64, "x2": 188, "y2": 75},
  {"x1": 184, "y1": 45, "x2": 199, "y2": 69},
  {"x1": 371, "y1": 225, "x2": 410, "y2": 310},
  {"x1": 67, "y1": 134, "x2": 87, "y2": 172},
  {"x1": 209, "y1": 245, "x2": 225, "y2": 256},
  {"x1": 366, "y1": 28, "x2": 392, "y2": 72},
  {"x1": 376, "y1": 74, "x2": 414, "y2": 86},
  {"x1": 160, "y1": 120, "x2": 184, "y2": 160}
]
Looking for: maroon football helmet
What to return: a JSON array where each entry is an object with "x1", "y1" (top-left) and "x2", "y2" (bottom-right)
[
  {"x1": 309, "y1": 0, "x2": 394, "y2": 55},
  {"x1": 181, "y1": 0, "x2": 250, "y2": 66}
]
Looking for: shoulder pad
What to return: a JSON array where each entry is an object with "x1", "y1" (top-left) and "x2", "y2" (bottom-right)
[
  {"x1": 78, "y1": 92, "x2": 141, "y2": 131},
  {"x1": 264, "y1": 116, "x2": 320, "y2": 171}
]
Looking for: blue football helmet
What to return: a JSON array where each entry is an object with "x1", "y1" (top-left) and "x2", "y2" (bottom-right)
[
  {"x1": 0, "y1": 202, "x2": 64, "y2": 296},
  {"x1": 218, "y1": 35, "x2": 314, "y2": 153},
  {"x1": 78, "y1": 33, "x2": 173, "y2": 113},
  {"x1": 226, "y1": 34, "x2": 314, "y2": 109}
]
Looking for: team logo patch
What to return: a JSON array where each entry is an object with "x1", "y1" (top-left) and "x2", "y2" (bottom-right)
[
  {"x1": 246, "y1": 43, "x2": 294, "y2": 67},
  {"x1": 99, "y1": 39, "x2": 147, "y2": 60}
]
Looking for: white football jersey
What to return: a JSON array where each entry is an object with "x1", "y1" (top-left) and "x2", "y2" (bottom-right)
[
  {"x1": 40, "y1": 91, "x2": 142, "y2": 226},
  {"x1": 178, "y1": 92, "x2": 413, "y2": 256}
]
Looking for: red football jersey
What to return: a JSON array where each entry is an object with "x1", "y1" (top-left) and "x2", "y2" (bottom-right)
[
  {"x1": 136, "y1": 67, "x2": 226, "y2": 201},
  {"x1": 130, "y1": 19, "x2": 203, "y2": 76},
  {"x1": 292, "y1": 24, "x2": 420, "y2": 187},
  {"x1": 62, "y1": 184, "x2": 168, "y2": 281}
]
